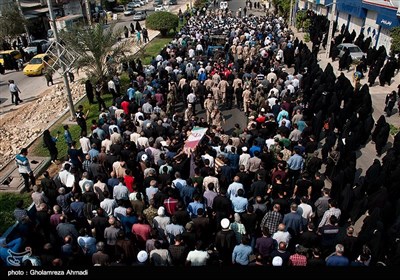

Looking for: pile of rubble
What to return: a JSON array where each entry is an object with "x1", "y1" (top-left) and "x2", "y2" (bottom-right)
[{"x1": 0, "y1": 83, "x2": 86, "y2": 169}]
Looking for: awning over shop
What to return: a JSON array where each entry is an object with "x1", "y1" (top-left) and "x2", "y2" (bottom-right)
[{"x1": 25, "y1": 7, "x2": 59, "y2": 15}]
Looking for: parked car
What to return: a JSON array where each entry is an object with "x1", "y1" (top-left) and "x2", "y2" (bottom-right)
[
  {"x1": 168, "y1": 0, "x2": 177, "y2": 4},
  {"x1": 337, "y1": 43, "x2": 366, "y2": 62},
  {"x1": 124, "y1": 7, "x2": 136, "y2": 16},
  {"x1": 133, "y1": 11, "x2": 147, "y2": 21},
  {"x1": 0, "y1": 50, "x2": 22, "y2": 69},
  {"x1": 23, "y1": 39, "x2": 50, "y2": 56},
  {"x1": 153, "y1": 0, "x2": 163, "y2": 7},
  {"x1": 127, "y1": 1, "x2": 141, "y2": 8},
  {"x1": 23, "y1": 54, "x2": 54, "y2": 76},
  {"x1": 112, "y1": 5, "x2": 125, "y2": 12},
  {"x1": 155, "y1": 4, "x2": 169, "y2": 11}
]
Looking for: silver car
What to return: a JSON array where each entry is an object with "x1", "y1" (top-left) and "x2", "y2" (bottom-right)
[
  {"x1": 133, "y1": 11, "x2": 147, "y2": 21},
  {"x1": 337, "y1": 43, "x2": 366, "y2": 61},
  {"x1": 23, "y1": 39, "x2": 50, "y2": 56}
]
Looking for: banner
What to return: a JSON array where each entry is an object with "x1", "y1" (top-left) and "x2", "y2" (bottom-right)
[{"x1": 184, "y1": 126, "x2": 208, "y2": 151}]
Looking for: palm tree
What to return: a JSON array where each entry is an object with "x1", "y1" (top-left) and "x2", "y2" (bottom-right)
[{"x1": 61, "y1": 23, "x2": 130, "y2": 85}]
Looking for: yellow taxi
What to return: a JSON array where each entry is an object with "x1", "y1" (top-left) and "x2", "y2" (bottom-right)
[
  {"x1": 23, "y1": 53, "x2": 54, "y2": 76},
  {"x1": 0, "y1": 50, "x2": 22, "y2": 68}
]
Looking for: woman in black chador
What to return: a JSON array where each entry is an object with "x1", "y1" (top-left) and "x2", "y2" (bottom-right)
[
  {"x1": 338, "y1": 48, "x2": 352, "y2": 71},
  {"x1": 371, "y1": 115, "x2": 390, "y2": 156},
  {"x1": 43, "y1": 129, "x2": 58, "y2": 163}
]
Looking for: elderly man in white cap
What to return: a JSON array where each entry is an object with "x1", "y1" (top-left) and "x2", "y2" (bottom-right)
[
  {"x1": 239, "y1": 146, "x2": 251, "y2": 172},
  {"x1": 267, "y1": 68, "x2": 277, "y2": 84},
  {"x1": 133, "y1": 250, "x2": 148, "y2": 266},
  {"x1": 214, "y1": 218, "x2": 237, "y2": 264},
  {"x1": 153, "y1": 206, "x2": 170, "y2": 240}
]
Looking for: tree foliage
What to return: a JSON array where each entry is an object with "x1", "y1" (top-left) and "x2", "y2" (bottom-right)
[
  {"x1": 272, "y1": 0, "x2": 291, "y2": 18},
  {"x1": 194, "y1": 0, "x2": 208, "y2": 9},
  {"x1": 390, "y1": 27, "x2": 400, "y2": 55},
  {"x1": 0, "y1": 3, "x2": 28, "y2": 42},
  {"x1": 60, "y1": 23, "x2": 130, "y2": 84},
  {"x1": 145, "y1": 11, "x2": 179, "y2": 36},
  {"x1": 119, "y1": 0, "x2": 130, "y2": 7}
]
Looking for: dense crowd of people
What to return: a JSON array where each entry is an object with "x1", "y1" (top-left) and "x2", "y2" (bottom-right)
[{"x1": 4, "y1": 5, "x2": 400, "y2": 268}]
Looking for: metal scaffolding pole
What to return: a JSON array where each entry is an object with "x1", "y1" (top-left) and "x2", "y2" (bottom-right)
[{"x1": 46, "y1": 0, "x2": 76, "y2": 120}]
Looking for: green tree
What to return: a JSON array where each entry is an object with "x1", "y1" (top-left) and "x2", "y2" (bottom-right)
[
  {"x1": 145, "y1": 11, "x2": 179, "y2": 37},
  {"x1": 390, "y1": 27, "x2": 400, "y2": 55},
  {"x1": 119, "y1": 0, "x2": 130, "y2": 8},
  {"x1": 296, "y1": 9, "x2": 307, "y2": 29},
  {"x1": 0, "y1": 3, "x2": 29, "y2": 42},
  {"x1": 194, "y1": 0, "x2": 208, "y2": 9},
  {"x1": 60, "y1": 23, "x2": 130, "y2": 84},
  {"x1": 272, "y1": 0, "x2": 291, "y2": 18}
]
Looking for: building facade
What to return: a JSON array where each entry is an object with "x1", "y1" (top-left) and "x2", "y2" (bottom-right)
[
  {"x1": 0, "y1": 0, "x2": 84, "y2": 39},
  {"x1": 298, "y1": 0, "x2": 400, "y2": 52}
]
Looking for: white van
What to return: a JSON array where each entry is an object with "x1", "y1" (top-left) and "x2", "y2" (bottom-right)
[{"x1": 220, "y1": 1, "x2": 228, "y2": 10}]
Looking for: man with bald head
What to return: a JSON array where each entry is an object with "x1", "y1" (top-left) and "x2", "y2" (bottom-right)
[{"x1": 227, "y1": 176, "x2": 244, "y2": 201}]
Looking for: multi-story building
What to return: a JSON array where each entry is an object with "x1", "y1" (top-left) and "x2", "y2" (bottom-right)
[{"x1": 0, "y1": 0, "x2": 85, "y2": 39}]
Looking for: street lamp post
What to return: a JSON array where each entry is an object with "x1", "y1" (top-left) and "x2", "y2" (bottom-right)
[
  {"x1": 46, "y1": 0, "x2": 76, "y2": 120},
  {"x1": 325, "y1": 0, "x2": 337, "y2": 59},
  {"x1": 289, "y1": 0, "x2": 293, "y2": 26}
]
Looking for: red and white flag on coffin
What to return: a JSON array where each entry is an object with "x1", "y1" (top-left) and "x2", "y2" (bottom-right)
[{"x1": 184, "y1": 126, "x2": 208, "y2": 151}]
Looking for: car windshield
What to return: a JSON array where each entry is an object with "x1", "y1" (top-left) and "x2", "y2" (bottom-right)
[
  {"x1": 30, "y1": 58, "x2": 42, "y2": 64},
  {"x1": 348, "y1": 46, "x2": 362, "y2": 53}
]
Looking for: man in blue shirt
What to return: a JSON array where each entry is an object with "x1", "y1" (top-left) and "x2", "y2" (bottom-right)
[
  {"x1": 326, "y1": 244, "x2": 350, "y2": 266},
  {"x1": 127, "y1": 83, "x2": 135, "y2": 101},
  {"x1": 232, "y1": 235, "x2": 253, "y2": 265},
  {"x1": 287, "y1": 147, "x2": 304, "y2": 190}
]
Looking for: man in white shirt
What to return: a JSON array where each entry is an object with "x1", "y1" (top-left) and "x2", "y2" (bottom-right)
[
  {"x1": 79, "y1": 132, "x2": 91, "y2": 155},
  {"x1": 201, "y1": 150, "x2": 214, "y2": 168},
  {"x1": 298, "y1": 197, "x2": 313, "y2": 226},
  {"x1": 272, "y1": 223, "x2": 291, "y2": 246},
  {"x1": 187, "y1": 92, "x2": 197, "y2": 114},
  {"x1": 8, "y1": 79, "x2": 23, "y2": 105},
  {"x1": 239, "y1": 146, "x2": 250, "y2": 171},
  {"x1": 107, "y1": 78, "x2": 117, "y2": 100},
  {"x1": 227, "y1": 176, "x2": 244, "y2": 201},
  {"x1": 101, "y1": 136, "x2": 112, "y2": 154},
  {"x1": 196, "y1": 41, "x2": 203, "y2": 55},
  {"x1": 186, "y1": 240, "x2": 209, "y2": 266}
]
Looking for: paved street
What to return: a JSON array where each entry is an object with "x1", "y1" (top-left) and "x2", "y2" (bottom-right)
[
  {"x1": 0, "y1": 1, "x2": 185, "y2": 114},
  {"x1": 2, "y1": 1, "x2": 400, "y2": 186}
]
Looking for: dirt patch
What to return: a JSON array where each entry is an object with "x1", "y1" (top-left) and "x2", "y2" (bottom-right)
[{"x1": 0, "y1": 82, "x2": 85, "y2": 170}]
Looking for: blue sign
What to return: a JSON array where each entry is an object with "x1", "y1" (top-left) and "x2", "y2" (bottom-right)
[{"x1": 376, "y1": 13, "x2": 400, "y2": 27}]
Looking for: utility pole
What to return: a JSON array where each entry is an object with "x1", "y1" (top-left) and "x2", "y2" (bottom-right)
[
  {"x1": 47, "y1": 0, "x2": 76, "y2": 120},
  {"x1": 289, "y1": 0, "x2": 293, "y2": 26},
  {"x1": 15, "y1": 0, "x2": 31, "y2": 42},
  {"x1": 325, "y1": 0, "x2": 337, "y2": 59}
]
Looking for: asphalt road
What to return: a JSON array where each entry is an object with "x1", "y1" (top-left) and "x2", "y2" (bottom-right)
[
  {"x1": 0, "y1": 1, "x2": 184, "y2": 114},
  {"x1": 2, "y1": 0, "x2": 395, "y2": 180}
]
